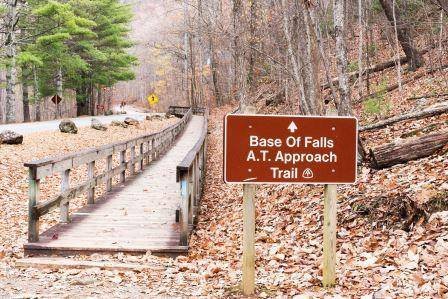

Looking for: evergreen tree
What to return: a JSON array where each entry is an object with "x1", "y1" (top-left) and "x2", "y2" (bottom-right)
[{"x1": 69, "y1": 0, "x2": 136, "y2": 115}]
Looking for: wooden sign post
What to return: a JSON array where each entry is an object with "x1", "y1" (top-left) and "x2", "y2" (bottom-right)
[
  {"x1": 241, "y1": 105, "x2": 257, "y2": 296},
  {"x1": 323, "y1": 108, "x2": 338, "y2": 287},
  {"x1": 223, "y1": 108, "x2": 357, "y2": 292}
]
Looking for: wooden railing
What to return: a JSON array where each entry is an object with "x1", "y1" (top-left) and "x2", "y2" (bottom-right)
[
  {"x1": 176, "y1": 108, "x2": 208, "y2": 245},
  {"x1": 169, "y1": 106, "x2": 206, "y2": 117},
  {"x1": 25, "y1": 108, "x2": 193, "y2": 242}
]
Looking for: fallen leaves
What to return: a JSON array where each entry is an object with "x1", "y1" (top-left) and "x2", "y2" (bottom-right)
[{"x1": 0, "y1": 101, "x2": 446, "y2": 297}]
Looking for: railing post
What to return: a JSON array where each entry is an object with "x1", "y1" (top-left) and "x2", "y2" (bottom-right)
[
  {"x1": 191, "y1": 158, "x2": 197, "y2": 209},
  {"x1": 87, "y1": 161, "x2": 95, "y2": 204},
  {"x1": 106, "y1": 154, "x2": 113, "y2": 192},
  {"x1": 180, "y1": 172, "x2": 189, "y2": 246},
  {"x1": 195, "y1": 156, "x2": 200, "y2": 206},
  {"x1": 130, "y1": 144, "x2": 135, "y2": 175},
  {"x1": 145, "y1": 140, "x2": 150, "y2": 164},
  {"x1": 139, "y1": 142, "x2": 144, "y2": 171},
  {"x1": 60, "y1": 169, "x2": 70, "y2": 223},
  {"x1": 28, "y1": 168, "x2": 40, "y2": 242},
  {"x1": 152, "y1": 138, "x2": 158, "y2": 161},
  {"x1": 120, "y1": 150, "x2": 126, "y2": 183},
  {"x1": 200, "y1": 143, "x2": 206, "y2": 196}
]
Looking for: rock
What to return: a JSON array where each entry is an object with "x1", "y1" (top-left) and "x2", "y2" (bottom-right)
[
  {"x1": 124, "y1": 117, "x2": 139, "y2": 126},
  {"x1": 91, "y1": 118, "x2": 107, "y2": 131},
  {"x1": 165, "y1": 112, "x2": 178, "y2": 119},
  {"x1": 145, "y1": 114, "x2": 164, "y2": 121},
  {"x1": 111, "y1": 120, "x2": 128, "y2": 128},
  {"x1": 59, "y1": 119, "x2": 78, "y2": 134},
  {"x1": 104, "y1": 110, "x2": 114, "y2": 116},
  {"x1": 0, "y1": 130, "x2": 23, "y2": 144}
]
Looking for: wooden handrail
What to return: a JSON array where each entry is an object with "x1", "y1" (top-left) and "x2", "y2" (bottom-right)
[
  {"x1": 26, "y1": 108, "x2": 193, "y2": 242},
  {"x1": 176, "y1": 108, "x2": 208, "y2": 245},
  {"x1": 169, "y1": 106, "x2": 206, "y2": 116}
]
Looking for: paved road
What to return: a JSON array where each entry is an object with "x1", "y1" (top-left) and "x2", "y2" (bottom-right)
[{"x1": 0, "y1": 107, "x2": 154, "y2": 135}]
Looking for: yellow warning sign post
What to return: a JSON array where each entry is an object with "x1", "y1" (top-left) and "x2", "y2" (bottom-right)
[{"x1": 147, "y1": 93, "x2": 159, "y2": 106}]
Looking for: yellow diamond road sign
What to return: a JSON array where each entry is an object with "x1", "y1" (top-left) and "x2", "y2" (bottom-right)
[{"x1": 147, "y1": 93, "x2": 159, "y2": 106}]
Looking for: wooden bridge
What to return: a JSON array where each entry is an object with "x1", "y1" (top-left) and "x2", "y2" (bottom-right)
[{"x1": 23, "y1": 106, "x2": 207, "y2": 256}]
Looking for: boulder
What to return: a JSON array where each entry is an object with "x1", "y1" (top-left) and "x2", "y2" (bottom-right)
[
  {"x1": 91, "y1": 119, "x2": 107, "y2": 131},
  {"x1": 124, "y1": 117, "x2": 139, "y2": 126},
  {"x1": 104, "y1": 110, "x2": 114, "y2": 116},
  {"x1": 165, "y1": 112, "x2": 177, "y2": 119},
  {"x1": 146, "y1": 114, "x2": 164, "y2": 121},
  {"x1": 0, "y1": 130, "x2": 23, "y2": 145},
  {"x1": 111, "y1": 120, "x2": 128, "y2": 128},
  {"x1": 59, "y1": 119, "x2": 78, "y2": 134}
]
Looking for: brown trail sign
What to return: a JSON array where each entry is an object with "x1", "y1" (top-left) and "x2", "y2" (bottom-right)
[
  {"x1": 224, "y1": 109, "x2": 358, "y2": 294},
  {"x1": 224, "y1": 114, "x2": 358, "y2": 184}
]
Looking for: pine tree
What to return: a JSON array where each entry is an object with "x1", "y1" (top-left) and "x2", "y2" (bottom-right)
[{"x1": 69, "y1": 0, "x2": 137, "y2": 115}]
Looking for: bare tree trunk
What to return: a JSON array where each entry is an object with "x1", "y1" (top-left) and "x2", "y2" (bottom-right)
[
  {"x1": 392, "y1": 0, "x2": 403, "y2": 93},
  {"x1": 207, "y1": 0, "x2": 222, "y2": 106},
  {"x1": 5, "y1": 0, "x2": 18, "y2": 124},
  {"x1": 5, "y1": 57, "x2": 17, "y2": 123},
  {"x1": 357, "y1": 0, "x2": 364, "y2": 97},
  {"x1": 23, "y1": 84, "x2": 30, "y2": 122},
  {"x1": 189, "y1": 33, "x2": 197, "y2": 107},
  {"x1": 210, "y1": 39, "x2": 222, "y2": 106},
  {"x1": 301, "y1": 2, "x2": 323, "y2": 115},
  {"x1": 33, "y1": 66, "x2": 41, "y2": 122},
  {"x1": 89, "y1": 80, "x2": 95, "y2": 116},
  {"x1": 233, "y1": 0, "x2": 247, "y2": 104},
  {"x1": 56, "y1": 66, "x2": 63, "y2": 118},
  {"x1": 360, "y1": 101, "x2": 448, "y2": 132},
  {"x1": 197, "y1": 0, "x2": 205, "y2": 106},
  {"x1": 333, "y1": 0, "x2": 352, "y2": 115},
  {"x1": 378, "y1": 0, "x2": 423, "y2": 70},
  {"x1": 183, "y1": 0, "x2": 192, "y2": 106},
  {"x1": 369, "y1": 130, "x2": 448, "y2": 169},
  {"x1": 317, "y1": 25, "x2": 339, "y2": 104},
  {"x1": 248, "y1": 0, "x2": 257, "y2": 86},
  {"x1": 366, "y1": 1, "x2": 372, "y2": 94},
  {"x1": 281, "y1": 0, "x2": 310, "y2": 114}
]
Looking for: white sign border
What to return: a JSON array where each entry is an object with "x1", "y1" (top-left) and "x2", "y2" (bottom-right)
[{"x1": 223, "y1": 113, "x2": 359, "y2": 185}]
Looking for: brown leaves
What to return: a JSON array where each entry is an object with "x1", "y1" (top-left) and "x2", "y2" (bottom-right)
[{"x1": 0, "y1": 102, "x2": 446, "y2": 297}]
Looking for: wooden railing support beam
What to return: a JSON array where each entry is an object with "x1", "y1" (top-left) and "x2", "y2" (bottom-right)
[
  {"x1": 87, "y1": 161, "x2": 95, "y2": 204},
  {"x1": 28, "y1": 169, "x2": 40, "y2": 242},
  {"x1": 60, "y1": 169, "x2": 71, "y2": 223},
  {"x1": 180, "y1": 173, "x2": 189, "y2": 246}
]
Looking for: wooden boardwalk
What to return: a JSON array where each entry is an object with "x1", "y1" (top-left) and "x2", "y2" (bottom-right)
[{"x1": 24, "y1": 115, "x2": 205, "y2": 256}]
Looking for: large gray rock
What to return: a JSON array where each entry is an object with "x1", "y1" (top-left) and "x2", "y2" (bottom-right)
[
  {"x1": 111, "y1": 120, "x2": 128, "y2": 128},
  {"x1": 59, "y1": 119, "x2": 78, "y2": 134},
  {"x1": 104, "y1": 110, "x2": 114, "y2": 116},
  {"x1": 124, "y1": 117, "x2": 139, "y2": 126},
  {"x1": 0, "y1": 130, "x2": 23, "y2": 144},
  {"x1": 91, "y1": 118, "x2": 107, "y2": 131},
  {"x1": 146, "y1": 114, "x2": 164, "y2": 121}
]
